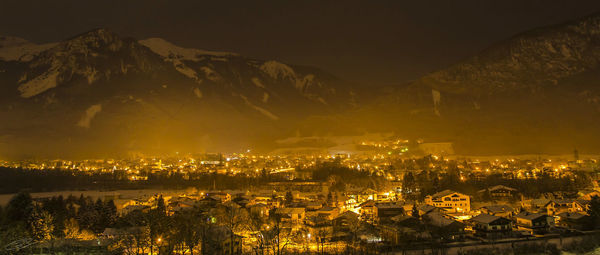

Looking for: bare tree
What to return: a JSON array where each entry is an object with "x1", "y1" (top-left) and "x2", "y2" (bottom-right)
[{"x1": 213, "y1": 203, "x2": 249, "y2": 255}]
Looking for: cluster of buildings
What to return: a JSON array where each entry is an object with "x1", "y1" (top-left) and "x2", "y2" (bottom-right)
[
  {"x1": 88, "y1": 177, "x2": 600, "y2": 253},
  {"x1": 380, "y1": 187, "x2": 600, "y2": 246}
]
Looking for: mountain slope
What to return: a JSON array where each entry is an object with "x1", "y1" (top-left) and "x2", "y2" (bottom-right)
[
  {"x1": 0, "y1": 29, "x2": 357, "y2": 158},
  {"x1": 383, "y1": 13, "x2": 600, "y2": 154}
]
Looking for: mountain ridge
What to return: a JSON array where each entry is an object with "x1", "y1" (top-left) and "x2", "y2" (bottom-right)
[{"x1": 0, "y1": 28, "x2": 358, "y2": 158}]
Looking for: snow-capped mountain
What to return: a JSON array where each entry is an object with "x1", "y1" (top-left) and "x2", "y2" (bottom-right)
[
  {"x1": 0, "y1": 29, "x2": 357, "y2": 157},
  {"x1": 367, "y1": 12, "x2": 600, "y2": 154}
]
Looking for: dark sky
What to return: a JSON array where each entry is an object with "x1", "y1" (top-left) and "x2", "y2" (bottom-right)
[{"x1": 2, "y1": 0, "x2": 600, "y2": 85}]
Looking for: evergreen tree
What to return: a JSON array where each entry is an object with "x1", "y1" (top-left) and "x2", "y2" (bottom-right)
[
  {"x1": 261, "y1": 168, "x2": 268, "y2": 180},
  {"x1": 156, "y1": 195, "x2": 166, "y2": 216},
  {"x1": 93, "y1": 198, "x2": 105, "y2": 233},
  {"x1": 432, "y1": 175, "x2": 440, "y2": 192},
  {"x1": 78, "y1": 196, "x2": 99, "y2": 232},
  {"x1": 6, "y1": 192, "x2": 33, "y2": 222},
  {"x1": 411, "y1": 204, "x2": 419, "y2": 218},
  {"x1": 588, "y1": 195, "x2": 600, "y2": 229},
  {"x1": 104, "y1": 200, "x2": 118, "y2": 227},
  {"x1": 482, "y1": 188, "x2": 492, "y2": 202},
  {"x1": 285, "y1": 191, "x2": 294, "y2": 205}
]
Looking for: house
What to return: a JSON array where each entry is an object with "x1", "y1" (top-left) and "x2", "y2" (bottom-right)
[
  {"x1": 334, "y1": 211, "x2": 360, "y2": 230},
  {"x1": 379, "y1": 215, "x2": 422, "y2": 244},
  {"x1": 169, "y1": 201, "x2": 196, "y2": 214},
  {"x1": 578, "y1": 190, "x2": 600, "y2": 201},
  {"x1": 274, "y1": 207, "x2": 306, "y2": 225},
  {"x1": 417, "y1": 204, "x2": 441, "y2": 216},
  {"x1": 545, "y1": 200, "x2": 587, "y2": 216},
  {"x1": 521, "y1": 198, "x2": 551, "y2": 212},
  {"x1": 248, "y1": 203, "x2": 270, "y2": 218},
  {"x1": 357, "y1": 188, "x2": 378, "y2": 202},
  {"x1": 379, "y1": 223, "x2": 420, "y2": 245},
  {"x1": 207, "y1": 226, "x2": 243, "y2": 255},
  {"x1": 469, "y1": 213, "x2": 512, "y2": 239},
  {"x1": 557, "y1": 212, "x2": 590, "y2": 231},
  {"x1": 304, "y1": 201, "x2": 323, "y2": 211},
  {"x1": 316, "y1": 207, "x2": 339, "y2": 220},
  {"x1": 391, "y1": 215, "x2": 421, "y2": 228},
  {"x1": 514, "y1": 211, "x2": 550, "y2": 235},
  {"x1": 425, "y1": 190, "x2": 470, "y2": 213},
  {"x1": 197, "y1": 196, "x2": 220, "y2": 208},
  {"x1": 306, "y1": 215, "x2": 334, "y2": 241},
  {"x1": 358, "y1": 200, "x2": 376, "y2": 223},
  {"x1": 423, "y1": 212, "x2": 465, "y2": 241},
  {"x1": 206, "y1": 192, "x2": 231, "y2": 203},
  {"x1": 374, "y1": 203, "x2": 405, "y2": 224},
  {"x1": 121, "y1": 204, "x2": 151, "y2": 215},
  {"x1": 478, "y1": 185, "x2": 518, "y2": 199},
  {"x1": 479, "y1": 204, "x2": 515, "y2": 218}
]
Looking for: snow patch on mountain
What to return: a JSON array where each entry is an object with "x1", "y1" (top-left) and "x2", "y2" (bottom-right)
[
  {"x1": 77, "y1": 104, "x2": 102, "y2": 128},
  {"x1": 317, "y1": 97, "x2": 327, "y2": 105},
  {"x1": 240, "y1": 95, "x2": 278, "y2": 120},
  {"x1": 201, "y1": 66, "x2": 221, "y2": 82},
  {"x1": 0, "y1": 36, "x2": 57, "y2": 62},
  {"x1": 0, "y1": 36, "x2": 30, "y2": 48},
  {"x1": 295, "y1": 74, "x2": 315, "y2": 91},
  {"x1": 173, "y1": 59, "x2": 200, "y2": 80},
  {"x1": 18, "y1": 68, "x2": 60, "y2": 98},
  {"x1": 260, "y1": 61, "x2": 296, "y2": 80},
  {"x1": 193, "y1": 87, "x2": 203, "y2": 99},
  {"x1": 83, "y1": 67, "x2": 99, "y2": 84},
  {"x1": 139, "y1": 38, "x2": 235, "y2": 81},
  {"x1": 251, "y1": 77, "x2": 266, "y2": 88},
  {"x1": 139, "y1": 38, "x2": 236, "y2": 61}
]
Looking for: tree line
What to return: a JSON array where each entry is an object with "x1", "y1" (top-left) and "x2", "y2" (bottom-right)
[{"x1": 0, "y1": 167, "x2": 290, "y2": 194}]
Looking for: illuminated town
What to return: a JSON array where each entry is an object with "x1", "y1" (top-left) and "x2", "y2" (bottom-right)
[
  {"x1": 1, "y1": 137, "x2": 600, "y2": 254},
  {"x1": 4, "y1": 1, "x2": 600, "y2": 254}
]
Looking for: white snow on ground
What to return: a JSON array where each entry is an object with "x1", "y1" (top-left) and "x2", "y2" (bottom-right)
[
  {"x1": 240, "y1": 95, "x2": 278, "y2": 120},
  {"x1": 0, "y1": 36, "x2": 57, "y2": 62},
  {"x1": 260, "y1": 61, "x2": 296, "y2": 80},
  {"x1": 17, "y1": 68, "x2": 60, "y2": 98},
  {"x1": 139, "y1": 38, "x2": 236, "y2": 60},
  {"x1": 251, "y1": 77, "x2": 266, "y2": 88},
  {"x1": 193, "y1": 87, "x2": 203, "y2": 99},
  {"x1": 77, "y1": 104, "x2": 102, "y2": 128}
]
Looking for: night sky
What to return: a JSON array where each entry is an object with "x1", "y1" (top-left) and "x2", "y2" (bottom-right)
[{"x1": 2, "y1": 0, "x2": 600, "y2": 85}]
